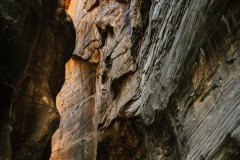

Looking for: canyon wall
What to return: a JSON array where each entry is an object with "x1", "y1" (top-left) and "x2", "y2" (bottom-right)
[
  {"x1": 1, "y1": 0, "x2": 240, "y2": 159},
  {"x1": 52, "y1": 0, "x2": 240, "y2": 159},
  {"x1": 0, "y1": 0, "x2": 75, "y2": 159}
]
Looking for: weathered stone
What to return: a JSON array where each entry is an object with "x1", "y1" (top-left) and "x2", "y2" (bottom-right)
[
  {"x1": 2, "y1": 0, "x2": 240, "y2": 159},
  {"x1": 0, "y1": 0, "x2": 75, "y2": 159},
  {"x1": 51, "y1": 58, "x2": 97, "y2": 160},
  {"x1": 53, "y1": 0, "x2": 240, "y2": 159}
]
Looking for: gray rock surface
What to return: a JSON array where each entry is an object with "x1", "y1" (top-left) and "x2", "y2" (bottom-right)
[
  {"x1": 52, "y1": 0, "x2": 240, "y2": 159},
  {"x1": 2, "y1": 0, "x2": 239, "y2": 159}
]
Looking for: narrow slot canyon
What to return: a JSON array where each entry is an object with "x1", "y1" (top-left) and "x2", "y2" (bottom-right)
[{"x1": 1, "y1": 0, "x2": 240, "y2": 160}]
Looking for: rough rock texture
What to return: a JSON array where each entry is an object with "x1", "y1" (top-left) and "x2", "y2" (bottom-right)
[
  {"x1": 53, "y1": 0, "x2": 240, "y2": 159},
  {"x1": 50, "y1": 1, "x2": 100, "y2": 159},
  {"x1": 51, "y1": 58, "x2": 97, "y2": 159},
  {"x1": 0, "y1": 0, "x2": 75, "y2": 159}
]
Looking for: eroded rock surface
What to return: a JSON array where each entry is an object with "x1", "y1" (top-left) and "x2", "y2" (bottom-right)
[
  {"x1": 0, "y1": 0, "x2": 75, "y2": 159},
  {"x1": 51, "y1": 58, "x2": 97, "y2": 159},
  {"x1": 53, "y1": 0, "x2": 240, "y2": 159}
]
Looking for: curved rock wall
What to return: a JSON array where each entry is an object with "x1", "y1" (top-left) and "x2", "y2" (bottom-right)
[
  {"x1": 52, "y1": 0, "x2": 240, "y2": 159},
  {"x1": 0, "y1": 0, "x2": 75, "y2": 159},
  {"x1": 51, "y1": 58, "x2": 97, "y2": 159}
]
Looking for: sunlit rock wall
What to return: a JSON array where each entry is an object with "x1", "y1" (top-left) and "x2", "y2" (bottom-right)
[
  {"x1": 51, "y1": 58, "x2": 97, "y2": 159},
  {"x1": 52, "y1": 0, "x2": 240, "y2": 159}
]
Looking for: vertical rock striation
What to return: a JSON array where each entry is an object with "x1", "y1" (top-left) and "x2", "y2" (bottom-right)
[
  {"x1": 53, "y1": 0, "x2": 240, "y2": 159},
  {"x1": 51, "y1": 0, "x2": 100, "y2": 159},
  {"x1": 51, "y1": 58, "x2": 97, "y2": 159},
  {"x1": 0, "y1": 0, "x2": 75, "y2": 159}
]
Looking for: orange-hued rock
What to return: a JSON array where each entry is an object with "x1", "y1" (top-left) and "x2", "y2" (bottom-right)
[
  {"x1": 65, "y1": 0, "x2": 71, "y2": 10},
  {"x1": 51, "y1": 58, "x2": 97, "y2": 160},
  {"x1": 50, "y1": 1, "x2": 100, "y2": 159}
]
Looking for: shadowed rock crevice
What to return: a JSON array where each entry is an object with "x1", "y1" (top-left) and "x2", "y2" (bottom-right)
[
  {"x1": 209, "y1": 133, "x2": 240, "y2": 159},
  {"x1": 96, "y1": 24, "x2": 115, "y2": 49},
  {"x1": 111, "y1": 71, "x2": 135, "y2": 100},
  {"x1": 42, "y1": 139, "x2": 52, "y2": 160},
  {"x1": 131, "y1": 0, "x2": 152, "y2": 61},
  {"x1": 0, "y1": 0, "x2": 75, "y2": 159},
  {"x1": 86, "y1": 0, "x2": 100, "y2": 11},
  {"x1": 97, "y1": 112, "x2": 177, "y2": 160}
]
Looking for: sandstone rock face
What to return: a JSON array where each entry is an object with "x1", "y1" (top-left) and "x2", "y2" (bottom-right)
[
  {"x1": 50, "y1": 1, "x2": 99, "y2": 159},
  {"x1": 52, "y1": 0, "x2": 240, "y2": 159},
  {"x1": 51, "y1": 58, "x2": 97, "y2": 160},
  {"x1": 0, "y1": 0, "x2": 75, "y2": 159}
]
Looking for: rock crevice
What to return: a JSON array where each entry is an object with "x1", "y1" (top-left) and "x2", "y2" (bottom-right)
[{"x1": 0, "y1": 0, "x2": 75, "y2": 159}]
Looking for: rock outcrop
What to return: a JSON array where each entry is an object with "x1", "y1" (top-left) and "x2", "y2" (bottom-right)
[
  {"x1": 0, "y1": 0, "x2": 75, "y2": 159},
  {"x1": 51, "y1": 58, "x2": 97, "y2": 159},
  {"x1": 1, "y1": 0, "x2": 240, "y2": 159},
  {"x1": 52, "y1": 0, "x2": 240, "y2": 159}
]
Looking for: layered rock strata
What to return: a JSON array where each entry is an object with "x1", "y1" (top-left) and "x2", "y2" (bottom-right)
[{"x1": 52, "y1": 0, "x2": 240, "y2": 159}]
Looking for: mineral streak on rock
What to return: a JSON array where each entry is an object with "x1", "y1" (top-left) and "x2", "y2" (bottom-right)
[{"x1": 0, "y1": 0, "x2": 75, "y2": 159}]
